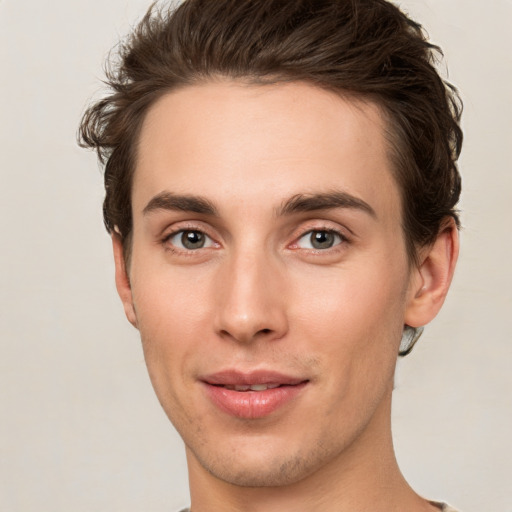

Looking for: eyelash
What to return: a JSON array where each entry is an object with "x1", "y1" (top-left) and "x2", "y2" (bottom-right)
[
  {"x1": 293, "y1": 228, "x2": 348, "y2": 252},
  {"x1": 161, "y1": 226, "x2": 218, "y2": 254},
  {"x1": 160, "y1": 225, "x2": 350, "y2": 254}
]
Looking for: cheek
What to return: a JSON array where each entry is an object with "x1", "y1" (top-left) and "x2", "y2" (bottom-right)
[
  {"x1": 289, "y1": 260, "x2": 407, "y2": 343},
  {"x1": 129, "y1": 257, "x2": 215, "y2": 389},
  {"x1": 287, "y1": 260, "x2": 407, "y2": 392},
  {"x1": 131, "y1": 241, "x2": 213, "y2": 327},
  {"x1": 129, "y1": 267, "x2": 216, "y2": 434}
]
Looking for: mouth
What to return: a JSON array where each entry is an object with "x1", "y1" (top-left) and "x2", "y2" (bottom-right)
[
  {"x1": 213, "y1": 383, "x2": 285, "y2": 391},
  {"x1": 201, "y1": 370, "x2": 309, "y2": 419}
]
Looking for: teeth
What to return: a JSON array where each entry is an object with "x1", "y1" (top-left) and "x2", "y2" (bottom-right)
[
  {"x1": 224, "y1": 383, "x2": 282, "y2": 391},
  {"x1": 249, "y1": 384, "x2": 268, "y2": 391}
]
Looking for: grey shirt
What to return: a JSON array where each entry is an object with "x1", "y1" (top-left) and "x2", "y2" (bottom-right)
[{"x1": 179, "y1": 503, "x2": 459, "y2": 511}]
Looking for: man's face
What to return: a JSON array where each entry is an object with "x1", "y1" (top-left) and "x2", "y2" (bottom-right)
[{"x1": 123, "y1": 81, "x2": 418, "y2": 486}]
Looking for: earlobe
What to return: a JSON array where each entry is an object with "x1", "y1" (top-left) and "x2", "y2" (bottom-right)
[
  {"x1": 404, "y1": 218, "x2": 459, "y2": 328},
  {"x1": 112, "y1": 234, "x2": 138, "y2": 328}
]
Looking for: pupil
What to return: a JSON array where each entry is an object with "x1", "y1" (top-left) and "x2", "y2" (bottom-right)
[
  {"x1": 311, "y1": 231, "x2": 334, "y2": 249},
  {"x1": 182, "y1": 231, "x2": 205, "y2": 249}
]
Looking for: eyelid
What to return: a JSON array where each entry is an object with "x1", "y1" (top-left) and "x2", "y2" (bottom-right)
[
  {"x1": 168, "y1": 230, "x2": 216, "y2": 249},
  {"x1": 295, "y1": 229, "x2": 345, "y2": 249},
  {"x1": 160, "y1": 222, "x2": 221, "y2": 251},
  {"x1": 288, "y1": 220, "x2": 351, "y2": 247},
  {"x1": 158, "y1": 219, "x2": 351, "y2": 254}
]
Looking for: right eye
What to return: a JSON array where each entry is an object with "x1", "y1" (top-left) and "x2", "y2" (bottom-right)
[
  {"x1": 295, "y1": 229, "x2": 345, "y2": 250},
  {"x1": 166, "y1": 230, "x2": 216, "y2": 251}
]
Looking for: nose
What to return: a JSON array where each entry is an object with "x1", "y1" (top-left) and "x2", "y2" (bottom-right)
[{"x1": 213, "y1": 249, "x2": 289, "y2": 345}]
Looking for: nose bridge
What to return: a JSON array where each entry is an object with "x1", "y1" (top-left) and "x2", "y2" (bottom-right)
[{"x1": 214, "y1": 243, "x2": 288, "y2": 344}]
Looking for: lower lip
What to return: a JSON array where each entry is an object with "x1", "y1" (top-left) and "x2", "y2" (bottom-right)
[{"x1": 202, "y1": 382, "x2": 307, "y2": 419}]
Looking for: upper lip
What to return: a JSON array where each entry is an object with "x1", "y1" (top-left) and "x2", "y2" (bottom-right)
[{"x1": 201, "y1": 369, "x2": 308, "y2": 386}]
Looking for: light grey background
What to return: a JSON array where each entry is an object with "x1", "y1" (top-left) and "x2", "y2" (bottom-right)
[{"x1": 1, "y1": 0, "x2": 510, "y2": 511}]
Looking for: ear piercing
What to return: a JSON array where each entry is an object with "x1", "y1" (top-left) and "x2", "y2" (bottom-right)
[{"x1": 399, "y1": 325, "x2": 424, "y2": 356}]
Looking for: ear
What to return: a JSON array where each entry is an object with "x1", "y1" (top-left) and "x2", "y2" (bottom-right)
[
  {"x1": 112, "y1": 233, "x2": 138, "y2": 328},
  {"x1": 404, "y1": 218, "x2": 459, "y2": 327}
]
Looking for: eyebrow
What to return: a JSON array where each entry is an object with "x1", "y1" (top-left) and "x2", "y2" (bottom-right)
[
  {"x1": 142, "y1": 190, "x2": 376, "y2": 219},
  {"x1": 277, "y1": 191, "x2": 376, "y2": 218},
  {"x1": 143, "y1": 191, "x2": 218, "y2": 216}
]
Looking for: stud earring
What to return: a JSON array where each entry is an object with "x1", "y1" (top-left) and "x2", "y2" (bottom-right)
[{"x1": 399, "y1": 325, "x2": 424, "y2": 356}]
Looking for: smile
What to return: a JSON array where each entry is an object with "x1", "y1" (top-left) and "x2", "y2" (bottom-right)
[
  {"x1": 217, "y1": 383, "x2": 282, "y2": 391},
  {"x1": 201, "y1": 370, "x2": 309, "y2": 419}
]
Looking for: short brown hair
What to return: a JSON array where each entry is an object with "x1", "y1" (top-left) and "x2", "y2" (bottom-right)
[{"x1": 79, "y1": 0, "x2": 462, "y2": 264}]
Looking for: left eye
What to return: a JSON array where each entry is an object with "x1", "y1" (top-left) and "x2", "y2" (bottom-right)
[
  {"x1": 167, "y1": 230, "x2": 215, "y2": 250},
  {"x1": 296, "y1": 230, "x2": 344, "y2": 250}
]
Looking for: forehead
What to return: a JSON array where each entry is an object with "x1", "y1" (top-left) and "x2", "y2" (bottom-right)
[{"x1": 133, "y1": 80, "x2": 400, "y2": 224}]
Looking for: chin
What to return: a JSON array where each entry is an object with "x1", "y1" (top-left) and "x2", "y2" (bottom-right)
[{"x1": 190, "y1": 438, "x2": 331, "y2": 488}]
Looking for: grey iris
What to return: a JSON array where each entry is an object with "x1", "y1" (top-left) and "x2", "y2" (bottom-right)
[
  {"x1": 182, "y1": 231, "x2": 205, "y2": 249},
  {"x1": 311, "y1": 231, "x2": 335, "y2": 249}
]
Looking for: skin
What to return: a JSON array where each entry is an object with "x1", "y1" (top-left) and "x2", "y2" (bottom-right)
[{"x1": 113, "y1": 81, "x2": 458, "y2": 512}]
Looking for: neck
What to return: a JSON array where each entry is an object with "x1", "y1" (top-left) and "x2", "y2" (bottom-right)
[{"x1": 186, "y1": 387, "x2": 434, "y2": 512}]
